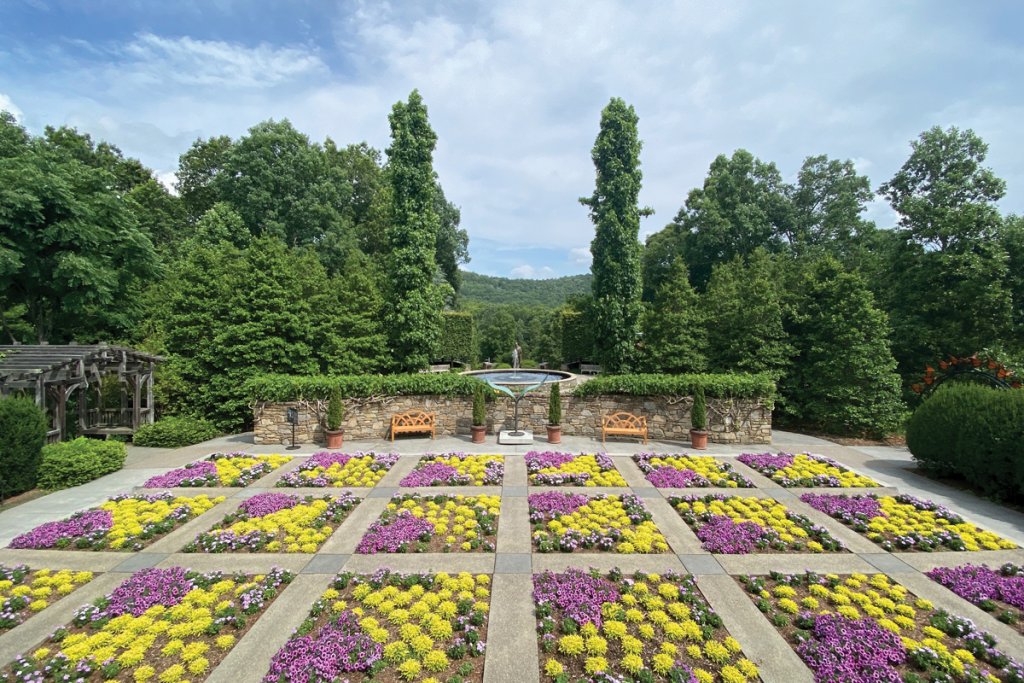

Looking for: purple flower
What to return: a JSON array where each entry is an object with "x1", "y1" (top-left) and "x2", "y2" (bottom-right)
[
  {"x1": 143, "y1": 460, "x2": 219, "y2": 488},
  {"x1": 645, "y1": 466, "x2": 709, "y2": 488},
  {"x1": 532, "y1": 569, "x2": 620, "y2": 627},
  {"x1": 400, "y1": 462, "x2": 469, "y2": 487},
  {"x1": 800, "y1": 493, "x2": 883, "y2": 521},
  {"x1": 264, "y1": 610, "x2": 382, "y2": 683},
  {"x1": 796, "y1": 613, "x2": 905, "y2": 682},
  {"x1": 239, "y1": 492, "x2": 300, "y2": 517},
  {"x1": 104, "y1": 567, "x2": 194, "y2": 617},
  {"x1": 278, "y1": 452, "x2": 399, "y2": 487},
  {"x1": 8, "y1": 509, "x2": 113, "y2": 549},
  {"x1": 527, "y1": 492, "x2": 589, "y2": 521},
  {"x1": 737, "y1": 452, "x2": 796, "y2": 471},
  {"x1": 356, "y1": 511, "x2": 435, "y2": 554},
  {"x1": 696, "y1": 515, "x2": 776, "y2": 554},
  {"x1": 928, "y1": 564, "x2": 1024, "y2": 611}
]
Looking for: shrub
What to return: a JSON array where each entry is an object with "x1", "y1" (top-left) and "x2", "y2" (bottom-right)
[
  {"x1": 37, "y1": 438, "x2": 127, "y2": 490},
  {"x1": 690, "y1": 386, "x2": 707, "y2": 431},
  {"x1": 472, "y1": 386, "x2": 487, "y2": 426},
  {"x1": 133, "y1": 416, "x2": 220, "y2": 448},
  {"x1": 907, "y1": 383, "x2": 1024, "y2": 500},
  {"x1": 435, "y1": 312, "x2": 475, "y2": 364},
  {"x1": 548, "y1": 383, "x2": 561, "y2": 426},
  {"x1": 326, "y1": 386, "x2": 344, "y2": 431},
  {"x1": 247, "y1": 373, "x2": 486, "y2": 402},
  {"x1": 0, "y1": 397, "x2": 48, "y2": 498},
  {"x1": 573, "y1": 373, "x2": 775, "y2": 400}
]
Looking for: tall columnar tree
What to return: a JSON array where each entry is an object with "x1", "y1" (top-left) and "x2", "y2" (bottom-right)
[
  {"x1": 641, "y1": 259, "x2": 707, "y2": 373},
  {"x1": 384, "y1": 90, "x2": 448, "y2": 372},
  {"x1": 581, "y1": 97, "x2": 648, "y2": 372}
]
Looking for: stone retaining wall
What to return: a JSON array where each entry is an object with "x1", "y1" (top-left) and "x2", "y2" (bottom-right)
[{"x1": 253, "y1": 389, "x2": 771, "y2": 445}]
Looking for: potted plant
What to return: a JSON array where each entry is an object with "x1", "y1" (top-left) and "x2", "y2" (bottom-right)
[
  {"x1": 546, "y1": 383, "x2": 562, "y2": 444},
  {"x1": 324, "y1": 386, "x2": 345, "y2": 449},
  {"x1": 689, "y1": 386, "x2": 708, "y2": 449},
  {"x1": 471, "y1": 386, "x2": 487, "y2": 444}
]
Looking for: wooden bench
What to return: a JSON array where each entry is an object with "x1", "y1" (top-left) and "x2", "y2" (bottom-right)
[
  {"x1": 601, "y1": 411, "x2": 648, "y2": 444},
  {"x1": 391, "y1": 410, "x2": 436, "y2": 442}
]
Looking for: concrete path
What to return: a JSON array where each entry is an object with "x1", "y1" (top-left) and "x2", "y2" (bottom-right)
[{"x1": 1, "y1": 431, "x2": 1023, "y2": 682}]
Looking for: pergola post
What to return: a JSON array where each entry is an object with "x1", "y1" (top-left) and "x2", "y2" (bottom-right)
[
  {"x1": 131, "y1": 374, "x2": 142, "y2": 430},
  {"x1": 145, "y1": 364, "x2": 155, "y2": 424}
]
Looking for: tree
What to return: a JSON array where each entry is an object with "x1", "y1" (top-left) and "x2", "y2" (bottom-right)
[
  {"x1": 704, "y1": 249, "x2": 793, "y2": 377},
  {"x1": 641, "y1": 227, "x2": 684, "y2": 303},
  {"x1": 190, "y1": 202, "x2": 250, "y2": 249},
  {"x1": 781, "y1": 256, "x2": 904, "y2": 436},
  {"x1": 791, "y1": 155, "x2": 875, "y2": 257},
  {"x1": 641, "y1": 259, "x2": 707, "y2": 373},
  {"x1": 581, "y1": 97, "x2": 648, "y2": 372},
  {"x1": 127, "y1": 178, "x2": 186, "y2": 250},
  {"x1": 176, "y1": 135, "x2": 234, "y2": 222},
  {"x1": 1001, "y1": 215, "x2": 1024, "y2": 353},
  {"x1": 434, "y1": 183, "x2": 470, "y2": 293},
  {"x1": 383, "y1": 90, "x2": 448, "y2": 371}
]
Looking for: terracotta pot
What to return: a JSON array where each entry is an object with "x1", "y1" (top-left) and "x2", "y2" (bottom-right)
[
  {"x1": 690, "y1": 429, "x2": 708, "y2": 450},
  {"x1": 325, "y1": 429, "x2": 344, "y2": 449},
  {"x1": 471, "y1": 425, "x2": 487, "y2": 444},
  {"x1": 546, "y1": 424, "x2": 562, "y2": 444}
]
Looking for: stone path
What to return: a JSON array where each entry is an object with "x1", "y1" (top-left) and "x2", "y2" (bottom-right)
[{"x1": 1, "y1": 431, "x2": 1023, "y2": 682}]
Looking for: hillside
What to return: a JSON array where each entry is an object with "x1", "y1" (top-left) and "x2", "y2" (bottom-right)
[{"x1": 459, "y1": 271, "x2": 592, "y2": 307}]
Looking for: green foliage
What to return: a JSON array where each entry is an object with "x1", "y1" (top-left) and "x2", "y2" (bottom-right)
[
  {"x1": 641, "y1": 259, "x2": 707, "y2": 373},
  {"x1": 690, "y1": 386, "x2": 707, "y2": 431},
  {"x1": 37, "y1": 438, "x2": 126, "y2": 490},
  {"x1": 907, "y1": 383, "x2": 1024, "y2": 500},
  {"x1": 384, "y1": 91, "x2": 448, "y2": 371},
  {"x1": 548, "y1": 383, "x2": 561, "y2": 426},
  {"x1": 472, "y1": 385, "x2": 487, "y2": 426},
  {"x1": 248, "y1": 373, "x2": 486, "y2": 402},
  {"x1": 780, "y1": 257, "x2": 905, "y2": 436},
  {"x1": 573, "y1": 373, "x2": 775, "y2": 400},
  {"x1": 133, "y1": 416, "x2": 220, "y2": 448},
  {"x1": 436, "y1": 312, "x2": 475, "y2": 363},
  {"x1": 561, "y1": 309, "x2": 595, "y2": 364},
  {"x1": 460, "y1": 272, "x2": 592, "y2": 307},
  {"x1": 326, "y1": 386, "x2": 344, "y2": 431},
  {"x1": 0, "y1": 397, "x2": 48, "y2": 498},
  {"x1": 581, "y1": 98, "x2": 647, "y2": 372},
  {"x1": 791, "y1": 155, "x2": 875, "y2": 254}
]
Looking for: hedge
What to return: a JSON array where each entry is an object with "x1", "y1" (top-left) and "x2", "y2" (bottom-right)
[
  {"x1": 247, "y1": 373, "x2": 487, "y2": 402},
  {"x1": 572, "y1": 373, "x2": 776, "y2": 400},
  {"x1": 906, "y1": 382, "x2": 1024, "y2": 500},
  {"x1": 435, "y1": 312, "x2": 475, "y2": 364},
  {"x1": 561, "y1": 310, "x2": 594, "y2": 363},
  {"x1": 37, "y1": 438, "x2": 127, "y2": 490},
  {"x1": 134, "y1": 416, "x2": 221, "y2": 448},
  {"x1": 0, "y1": 397, "x2": 48, "y2": 498}
]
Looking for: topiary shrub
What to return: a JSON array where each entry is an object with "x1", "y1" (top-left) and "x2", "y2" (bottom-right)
[
  {"x1": 326, "y1": 386, "x2": 344, "y2": 431},
  {"x1": 548, "y1": 383, "x2": 561, "y2": 426},
  {"x1": 133, "y1": 416, "x2": 220, "y2": 448},
  {"x1": 690, "y1": 386, "x2": 707, "y2": 431},
  {"x1": 37, "y1": 438, "x2": 127, "y2": 490},
  {"x1": 472, "y1": 386, "x2": 487, "y2": 427},
  {"x1": 0, "y1": 397, "x2": 48, "y2": 499}
]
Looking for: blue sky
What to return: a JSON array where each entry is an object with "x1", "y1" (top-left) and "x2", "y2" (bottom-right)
[{"x1": 2, "y1": 1, "x2": 1023, "y2": 278}]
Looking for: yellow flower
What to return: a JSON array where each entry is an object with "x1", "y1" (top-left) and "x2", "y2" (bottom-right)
[{"x1": 544, "y1": 659, "x2": 564, "y2": 678}]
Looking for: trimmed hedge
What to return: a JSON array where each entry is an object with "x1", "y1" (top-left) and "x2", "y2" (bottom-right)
[
  {"x1": 133, "y1": 416, "x2": 220, "y2": 448},
  {"x1": 37, "y1": 438, "x2": 127, "y2": 490},
  {"x1": 907, "y1": 383, "x2": 1024, "y2": 500},
  {"x1": 561, "y1": 310, "x2": 594, "y2": 363},
  {"x1": 435, "y1": 312, "x2": 475, "y2": 364},
  {"x1": 0, "y1": 397, "x2": 48, "y2": 498},
  {"x1": 573, "y1": 373, "x2": 776, "y2": 400},
  {"x1": 247, "y1": 373, "x2": 487, "y2": 402}
]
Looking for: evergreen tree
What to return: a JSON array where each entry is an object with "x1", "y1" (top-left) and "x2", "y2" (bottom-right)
[
  {"x1": 781, "y1": 257, "x2": 904, "y2": 436},
  {"x1": 384, "y1": 90, "x2": 448, "y2": 371},
  {"x1": 581, "y1": 97, "x2": 648, "y2": 372},
  {"x1": 641, "y1": 259, "x2": 707, "y2": 373}
]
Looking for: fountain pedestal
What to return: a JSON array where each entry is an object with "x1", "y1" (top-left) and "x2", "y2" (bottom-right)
[{"x1": 498, "y1": 430, "x2": 533, "y2": 445}]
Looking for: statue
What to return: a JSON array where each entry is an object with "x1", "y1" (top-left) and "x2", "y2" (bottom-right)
[{"x1": 511, "y1": 343, "x2": 522, "y2": 370}]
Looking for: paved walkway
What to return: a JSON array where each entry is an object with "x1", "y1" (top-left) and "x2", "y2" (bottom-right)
[{"x1": 0, "y1": 431, "x2": 1022, "y2": 682}]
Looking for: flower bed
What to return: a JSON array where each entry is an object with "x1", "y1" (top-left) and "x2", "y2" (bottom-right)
[
  {"x1": 264, "y1": 569, "x2": 490, "y2": 683},
  {"x1": 2, "y1": 566, "x2": 293, "y2": 682},
  {"x1": 7, "y1": 494, "x2": 223, "y2": 552},
  {"x1": 800, "y1": 493, "x2": 1018, "y2": 552},
  {"x1": 736, "y1": 452, "x2": 879, "y2": 488},
  {"x1": 400, "y1": 454, "x2": 503, "y2": 486},
  {"x1": 633, "y1": 454, "x2": 753, "y2": 488},
  {"x1": 357, "y1": 494, "x2": 499, "y2": 554},
  {"x1": 739, "y1": 570, "x2": 1024, "y2": 682},
  {"x1": 670, "y1": 495, "x2": 844, "y2": 554},
  {"x1": 525, "y1": 452, "x2": 627, "y2": 486},
  {"x1": 184, "y1": 492, "x2": 359, "y2": 553},
  {"x1": 533, "y1": 568, "x2": 760, "y2": 682},
  {"x1": 0, "y1": 565, "x2": 94, "y2": 632},
  {"x1": 529, "y1": 492, "x2": 669, "y2": 553},
  {"x1": 276, "y1": 452, "x2": 400, "y2": 488},
  {"x1": 927, "y1": 564, "x2": 1024, "y2": 634},
  {"x1": 143, "y1": 453, "x2": 292, "y2": 488}
]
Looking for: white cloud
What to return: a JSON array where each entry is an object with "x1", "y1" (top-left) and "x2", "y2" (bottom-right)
[
  {"x1": 510, "y1": 264, "x2": 555, "y2": 279},
  {"x1": 0, "y1": 93, "x2": 23, "y2": 121},
  {"x1": 569, "y1": 247, "x2": 591, "y2": 266}
]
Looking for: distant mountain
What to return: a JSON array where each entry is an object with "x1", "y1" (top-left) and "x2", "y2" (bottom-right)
[{"x1": 459, "y1": 271, "x2": 592, "y2": 307}]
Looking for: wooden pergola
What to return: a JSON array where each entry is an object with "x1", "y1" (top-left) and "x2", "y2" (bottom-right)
[{"x1": 0, "y1": 344, "x2": 161, "y2": 442}]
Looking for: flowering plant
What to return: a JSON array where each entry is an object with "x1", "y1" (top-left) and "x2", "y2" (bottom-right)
[
  {"x1": 265, "y1": 569, "x2": 490, "y2": 683},
  {"x1": 801, "y1": 493, "x2": 1018, "y2": 552},
  {"x1": 533, "y1": 569, "x2": 758, "y2": 682},
  {"x1": 529, "y1": 492, "x2": 669, "y2": 554},
  {"x1": 927, "y1": 564, "x2": 1024, "y2": 632},
  {"x1": 525, "y1": 452, "x2": 626, "y2": 486},
  {"x1": 737, "y1": 452, "x2": 879, "y2": 488},
  {"x1": 184, "y1": 492, "x2": 359, "y2": 553},
  {"x1": 143, "y1": 453, "x2": 292, "y2": 488},
  {"x1": 8, "y1": 494, "x2": 223, "y2": 552},
  {"x1": 671, "y1": 494, "x2": 843, "y2": 553},
  {"x1": 357, "y1": 494, "x2": 499, "y2": 553},
  {"x1": 4, "y1": 566, "x2": 293, "y2": 683},
  {"x1": 400, "y1": 454, "x2": 503, "y2": 486},
  {"x1": 740, "y1": 570, "x2": 1024, "y2": 682},
  {"x1": 277, "y1": 451, "x2": 400, "y2": 488},
  {"x1": 633, "y1": 454, "x2": 753, "y2": 488},
  {"x1": 0, "y1": 566, "x2": 93, "y2": 632}
]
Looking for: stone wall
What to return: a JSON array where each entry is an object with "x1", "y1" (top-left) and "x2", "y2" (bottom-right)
[{"x1": 253, "y1": 389, "x2": 772, "y2": 445}]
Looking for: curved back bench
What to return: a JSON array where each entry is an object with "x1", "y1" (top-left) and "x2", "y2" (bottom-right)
[
  {"x1": 391, "y1": 410, "x2": 436, "y2": 442},
  {"x1": 601, "y1": 411, "x2": 648, "y2": 445}
]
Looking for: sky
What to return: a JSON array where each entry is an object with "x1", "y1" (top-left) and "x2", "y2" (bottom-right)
[{"x1": 1, "y1": 1, "x2": 1022, "y2": 278}]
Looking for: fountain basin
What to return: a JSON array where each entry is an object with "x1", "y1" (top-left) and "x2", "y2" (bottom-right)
[{"x1": 462, "y1": 369, "x2": 575, "y2": 386}]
